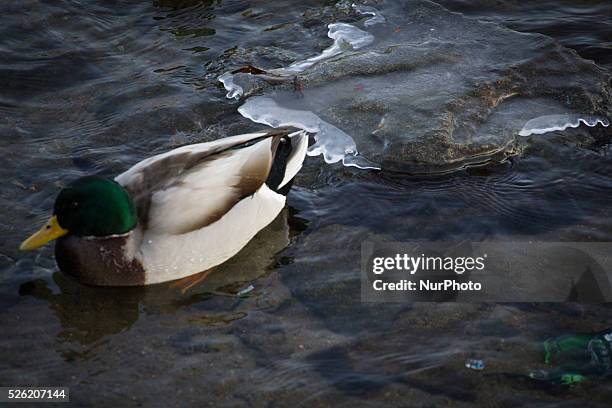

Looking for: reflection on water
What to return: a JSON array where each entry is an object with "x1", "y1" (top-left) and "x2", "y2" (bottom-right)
[
  {"x1": 1, "y1": 0, "x2": 612, "y2": 405},
  {"x1": 19, "y1": 274, "x2": 142, "y2": 346},
  {"x1": 14, "y1": 210, "x2": 291, "y2": 346}
]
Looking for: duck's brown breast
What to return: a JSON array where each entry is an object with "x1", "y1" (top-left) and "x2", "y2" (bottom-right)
[{"x1": 55, "y1": 234, "x2": 145, "y2": 286}]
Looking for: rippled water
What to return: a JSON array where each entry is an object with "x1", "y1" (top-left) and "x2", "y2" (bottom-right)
[
  {"x1": 436, "y1": 0, "x2": 612, "y2": 69},
  {"x1": 2, "y1": 0, "x2": 612, "y2": 406}
]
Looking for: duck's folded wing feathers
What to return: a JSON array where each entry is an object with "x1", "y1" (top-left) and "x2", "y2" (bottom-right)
[{"x1": 115, "y1": 130, "x2": 289, "y2": 235}]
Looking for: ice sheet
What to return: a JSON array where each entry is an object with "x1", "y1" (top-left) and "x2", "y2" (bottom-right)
[
  {"x1": 272, "y1": 23, "x2": 374, "y2": 75},
  {"x1": 352, "y1": 3, "x2": 386, "y2": 27},
  {"x1": 218, "y1": 72, "x2": 243, "y2": 100},
  {"x1": 217, "y1": 16, "x2": 380, "y2": 169},
  {"x1": 518, "y1": 114, "x2": 609, "y2": 136},
  {"x1": 238, "y1": 96, "x2": 380, "y2": 170}
]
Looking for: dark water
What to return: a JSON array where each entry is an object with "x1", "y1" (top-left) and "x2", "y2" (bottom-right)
[
  {"x1": 436, "y1": 0, "x2": 612, "y2": 69},
  {"x1": 2, "y1": 0, "x2": 612, "y2": 406}
]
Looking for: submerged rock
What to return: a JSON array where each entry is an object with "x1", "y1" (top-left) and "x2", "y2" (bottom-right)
[{"x1": 219, "y1": 0, "x2": 612, "y2": 171}]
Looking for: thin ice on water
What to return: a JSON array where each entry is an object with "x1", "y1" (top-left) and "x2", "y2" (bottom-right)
[
  {"x1": 238, "y1": 97, "x2": 380, "y2": 170},
  {"x1": 518, "y1": 114, "x2": 610, "y2": 137},
  {"x1": 352, "y1": 3, "x2": 386, "y2": 27},
  {"x1": 218, "y1": 7, "x2": 383, "y2": 170},
  {"x1": 271, "y1": 23, "x2": 374, "y2": 75}
]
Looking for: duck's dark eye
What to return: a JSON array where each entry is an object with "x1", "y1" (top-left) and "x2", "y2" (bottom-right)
[
  {"x1": 46, "y1": 225, "x2": 51, "y2": 230},
  {"x1": 71, "y1": 202, "x2": 79, "y2": 209}
]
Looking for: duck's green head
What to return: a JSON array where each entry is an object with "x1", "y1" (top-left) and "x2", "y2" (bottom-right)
[{"x1": 20, "y1": 176, "x2": 137, "y2": 251}]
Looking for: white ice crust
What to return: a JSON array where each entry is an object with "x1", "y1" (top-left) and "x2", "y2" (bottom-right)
[
  {"x1": 218, "y1": 5, "x2": 384, "y2": 170},
  {"x1": 352, "y1": 3, "x2": 386, "y2": 27},
  {"x1": 218, "y1": 72, "x2": 243, "y2": 100},
  {"x1": 518, "y1": 114, "x2": 610, "y2": 136},
  {"x1": 238, "y1": 97, "x2": 380, "y2": 170},
  {"x1": 273, "y1": 23, "x2": 374, "y2": 75}
]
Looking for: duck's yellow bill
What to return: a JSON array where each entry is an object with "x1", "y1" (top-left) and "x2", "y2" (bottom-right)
[{"x1": 19, "y1": 215, "x2": 68, "y2": 251}]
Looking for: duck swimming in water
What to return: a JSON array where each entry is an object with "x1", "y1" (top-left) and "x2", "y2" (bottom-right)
[{"x1": 20, "y1": 128, "x2": 309, "y2": 286}]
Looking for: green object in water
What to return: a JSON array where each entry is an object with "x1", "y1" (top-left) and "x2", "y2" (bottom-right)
[
  {"x1": 543, "y1": 334, "x2": 592, "y2": 364},
  {"x1": 561, "y1": 373, "x2": 585, "y2": 384},
  {"x1": 534, "y1": 329, "x2": 612, "y2": 384},
  {"x1": 543, "y1": 330, "x2": 612, "y2": 369},
  {"x1": 528, "y1": 370, "x2": 585, "y2": 385}
]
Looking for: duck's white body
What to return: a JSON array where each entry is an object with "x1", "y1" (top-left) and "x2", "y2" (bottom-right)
[
  {"x1": 56, "y1": 129, "x2": 309, "y2": 286},
  {"x1": 144, "y1": 183, "x2": 288, "y2": 284}
]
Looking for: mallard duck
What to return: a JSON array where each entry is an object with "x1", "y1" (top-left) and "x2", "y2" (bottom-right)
[{"x1": 20, "y1": 128, "x2": 309, "y2": 286}]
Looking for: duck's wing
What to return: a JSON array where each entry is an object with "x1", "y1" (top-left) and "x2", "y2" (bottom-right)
[{"x1": 115, "y1": 129, "x2": 302, "y2": 235}]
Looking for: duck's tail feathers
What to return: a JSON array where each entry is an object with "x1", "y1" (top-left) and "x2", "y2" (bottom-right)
[
  {"x1": 265, "y1": 130, "x2": 309, "y2": 195},
  {"x1": 278, "y1": 131, "x2": 309, "y2": 189}
]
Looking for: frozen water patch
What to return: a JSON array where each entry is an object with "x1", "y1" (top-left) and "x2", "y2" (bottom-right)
[
  {"x1": 218, "y1": 72, "x2": 243, "y2": 100},
  {"x1": 217, "y1": 11, "x2": 380, "y2": 170},
  {"x1": 518, "y1": 114, "x2": 609, "y2": 136},
  {"x1": 217, "y1": 22, "x2": 373, "y2": 90},
  {"x1": 210, "y1": 0, "x2": 612, "y2": 170},
  {"x1": 238, "y1": 97, "x2": 380, "y2": 170},
  {"x1": 273, "y1": 23, "x2": 374, "y2": 75},
  {"x1": 352, "y1": 3, "x2": 386, "y2": 27}
]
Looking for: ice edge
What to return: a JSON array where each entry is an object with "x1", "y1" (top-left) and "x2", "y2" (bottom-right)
[{"x1": 519, "y1": 114, "x2": 610, "y2": 137}]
